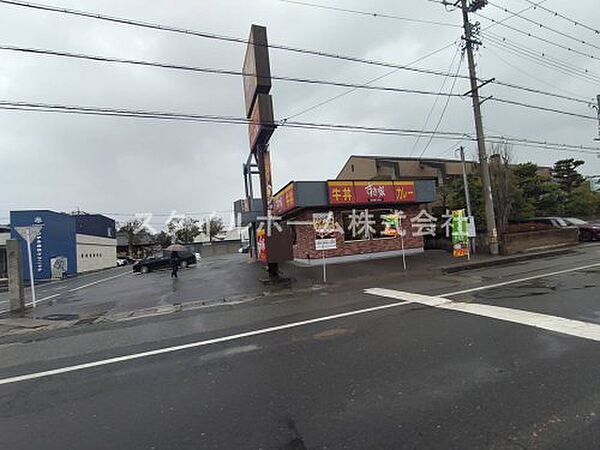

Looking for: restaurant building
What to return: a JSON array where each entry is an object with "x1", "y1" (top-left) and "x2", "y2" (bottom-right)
[{"x1": 267, "y1": 179, "x2": 437, "y2": 264}]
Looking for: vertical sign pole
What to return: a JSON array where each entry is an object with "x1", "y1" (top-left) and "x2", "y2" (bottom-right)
[
  {"x1": 322, "y1": 248, "x2": 327, "y2": 283},
  {"x1": 399, "y1": 216, "x2": 407, "y2": 271},
  {"x1": 25, "y1": 229, "x2": 36, "y2": 308}
]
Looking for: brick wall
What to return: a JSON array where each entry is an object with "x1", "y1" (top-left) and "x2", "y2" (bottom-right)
[
  {"x1": 500, "y1": 228, "x2": 579, "y2": 255},
  {"x1": 292, "y1": 205, "x2": 424, "y2": 260}
]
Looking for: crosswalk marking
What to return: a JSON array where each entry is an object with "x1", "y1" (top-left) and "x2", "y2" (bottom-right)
[{"x1": 365, "y1": 288, "x2": 600, "y2": 342}]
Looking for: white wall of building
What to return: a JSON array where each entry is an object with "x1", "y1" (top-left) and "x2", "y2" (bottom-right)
[
  {"x1": 0, "y1": 232, "x2": 8, "y2": 246},
  {"x1": 76, "y1": 234, "x2": 117, "y2": 273}
]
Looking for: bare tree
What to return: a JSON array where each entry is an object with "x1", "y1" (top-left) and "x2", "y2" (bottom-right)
[{"x1": 489, "y1": 143, "x2": 518, "y2": 233}]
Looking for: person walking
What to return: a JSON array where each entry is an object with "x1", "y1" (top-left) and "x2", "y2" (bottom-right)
[{"x1": 170, "y1": 250, "x2": 179, "y2": 278}]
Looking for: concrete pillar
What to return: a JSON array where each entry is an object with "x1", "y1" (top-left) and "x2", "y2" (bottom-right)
[{"x1": 6, "y1": 239, "x2": 25, "y2": 313}]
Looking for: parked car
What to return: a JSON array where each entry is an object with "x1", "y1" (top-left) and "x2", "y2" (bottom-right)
[
  {"x1": 116, "y1": 256, "x2": 135, "y2": 267},
  {"x1": 133, "y1": 250, "x2": 197, "y2": 274},
  {"x1": 563, "y1": 217, "x2": 600, "y2": 241},
  {"x1": 525, "y1": 217, "x2": 570, "y2": 229}
]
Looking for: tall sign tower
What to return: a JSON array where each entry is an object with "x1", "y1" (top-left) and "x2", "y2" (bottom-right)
[{"x1": 242, "y1": 25, "x2": 291, "y2": 279}]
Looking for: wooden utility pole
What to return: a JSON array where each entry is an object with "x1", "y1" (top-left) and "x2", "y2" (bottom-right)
[{"x1": 459, "y1": 0, "x2": 499, "y2": 254}]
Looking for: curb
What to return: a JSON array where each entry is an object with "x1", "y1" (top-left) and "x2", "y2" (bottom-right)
[
  {"x1": 0, "y1": 284, "x2": 331, "y2": 339},
  {"x1": 440, "y1": 247, "x2": 576, "y2": 274}
]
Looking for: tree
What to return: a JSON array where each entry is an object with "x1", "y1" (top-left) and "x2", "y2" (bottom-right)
[
  {"x1": 513, "y1": 162, "x2": 566, "y2": 217},
  {"x1": 201, "y1": 216, "x2": 225, "y2": 242},
  {"x1": 444, "y1": 173, "x2": 486, "y2": 232},
  {"x1": 489, "y1": 143, "x2": 519, "y2": 232},
  {"x1": 155, "y1": 231, "x2": 173, "y2": 248},
  {"x1": 552, "y1": 158, "x2": 585, "y2": 193},
  {"x1": 119, "y1": 219, "x2": 143, "y2": 256},
  {"x1": 166, "y1": 217, "x2": 201, "y2": 244},
  {"x1": 564, "y1": 183, "x2": 600, "y2": 218}
]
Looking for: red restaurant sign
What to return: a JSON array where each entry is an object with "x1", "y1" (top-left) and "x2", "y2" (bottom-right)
[
  {"x1": 272, "y1": 182, "x2": 296, "y2": 216},
  {"x1": 327, "y1": 180, "x2": 416, "y2": 205}
]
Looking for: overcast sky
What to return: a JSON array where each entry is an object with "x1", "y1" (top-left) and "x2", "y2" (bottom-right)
[{"x1": 1, "y1": 0, "x2": 599, "y2": 229}]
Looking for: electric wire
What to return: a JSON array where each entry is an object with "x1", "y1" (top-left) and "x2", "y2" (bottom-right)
[
  {"x1": 418, "y1": 52, "x2": 465, "y2": 158},
  {"x1": 0, "y1": 100, "x2": 598, "y2": 154},
  {"x1": 521, "y1": 0, "x2": 600, "y2": 36}
]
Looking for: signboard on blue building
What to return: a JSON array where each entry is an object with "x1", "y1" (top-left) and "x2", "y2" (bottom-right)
[{"x1": 10, "y1": 210, "x2": 116, "y2": 281}]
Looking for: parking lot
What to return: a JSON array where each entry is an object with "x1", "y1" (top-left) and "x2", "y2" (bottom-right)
[{"x1": 0, "y1": 254, "x2": 268, "y2": 318}]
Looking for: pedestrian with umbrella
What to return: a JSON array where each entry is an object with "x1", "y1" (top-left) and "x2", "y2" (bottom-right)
[{"x1": 166, "y1": 244, "x2": 187, "y2": 278}]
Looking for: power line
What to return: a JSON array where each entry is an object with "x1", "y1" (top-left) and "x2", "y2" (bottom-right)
[
  {"x1": 0, "y1": 100, "x2": 598, "y2": 154},
  {"x1": 0, "y1": 0, "x2": 475, "y2": 81},
  {"x1": 282, "y1": 0, "x2": 551, "y2": 118},
  {"x1": 521, "y1": 0, "x2": 600, "y2": 36},
  {"x1": 1, "y1": 44, "x2": 594, "y2": 118},
  {"x1": 1, "y1": 0, "x2": 586, "y2": 108},
  {"x1": 0, "y1": 45, "x2": 469, "y2": 99},
  {"x1": 483, "y1": 46, "x2": 592, "y2": 102},
  {"x1": 486, "y1": 1, "x2": 600, "y2": 54},
  {"x1": 409, "y1": 46, "x2": 461, "y2": 156},
  {"x1": 475, "y1": 10, "x2": 600, "y2": 61},
  {"x1": 485, "y1": 32, "x2": 600, "y2": 84},
  {"x1": 418, "y1": 53, "x2": 465, "y2": 158},
  {"x1": 277, "y1": 0, "x2": 461, "y2": 28},
  {"x1": 485, "y1": 33, "x2": 600, "y2": 87},
  {"x1": 282, "y1": 41, "x2": 460, "y2": 120}
]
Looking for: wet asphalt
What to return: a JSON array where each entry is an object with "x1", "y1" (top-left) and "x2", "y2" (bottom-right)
[{"x1": 1, "y1": 246, "x2": 600, "y2": 449}]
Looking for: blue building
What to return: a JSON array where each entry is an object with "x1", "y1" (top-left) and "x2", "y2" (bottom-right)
[{"x1": 10, "y1": 210, "x2": 117, "y2": 281}]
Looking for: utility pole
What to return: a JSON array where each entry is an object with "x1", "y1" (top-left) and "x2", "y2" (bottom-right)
[{"x1": 459, "y1": 0, "x2": 499, "y2": 254}]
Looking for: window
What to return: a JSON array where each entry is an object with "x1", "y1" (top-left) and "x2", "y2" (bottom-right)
[
  {"x1": 375, "y1": 161, "x2": 399, "y2": 179},
  {"x1": 342, "y1": 209, "x2": 396, "y2": 241}
]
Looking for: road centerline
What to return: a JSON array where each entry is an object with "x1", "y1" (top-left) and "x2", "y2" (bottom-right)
[{"x1": 0, "y1": 300, "x2": 410, "y2": 386}]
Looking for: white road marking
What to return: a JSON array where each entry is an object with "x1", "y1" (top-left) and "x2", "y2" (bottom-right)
[
  {"x1": 0, "y1": 271, "x2": 129, "y2": 314},
  {"x1": 365, "y1": 288, "x2": 600, "y2": 342},
  {"x1": 443, "y1": 262, "x2": 600, "y2": 297},
  {"x1": 0, "y1": 293, "x2": 61, "y2": 314},
  {"x1": 68, "y1": 271, "x2": 130, "y2": 292},
  {"x1": 0, "y1": 300, "x2": 409, "y2": 386},
  {"x1": 1, "y1": 262, "x2": 598, "y2": 385}
]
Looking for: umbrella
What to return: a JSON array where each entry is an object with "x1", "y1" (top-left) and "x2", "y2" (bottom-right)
[{"x1": 165, "y1": 244, "x2": 188, "y2": 252}]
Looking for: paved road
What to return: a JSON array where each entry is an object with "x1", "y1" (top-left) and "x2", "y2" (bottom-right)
[
  {"x1": 0, "y1": 255, "x2": 267, "y2": 317},
  {"x1": 1, "y1": 248, "x2": 600, "y2": 449}
]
